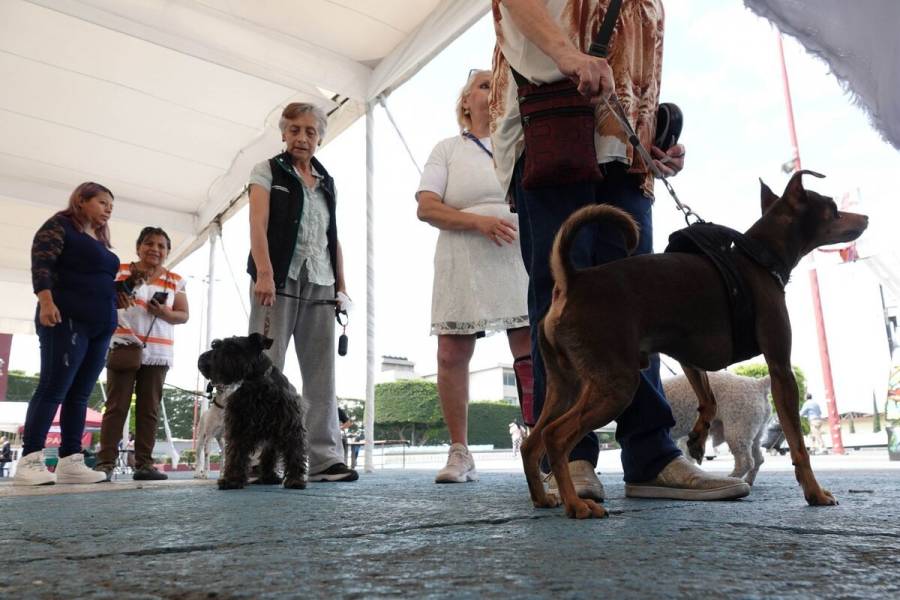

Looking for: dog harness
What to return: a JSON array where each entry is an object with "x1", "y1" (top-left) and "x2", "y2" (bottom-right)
[{"x1": 664, "y1": 223, "x2": 791, "y2": 363}]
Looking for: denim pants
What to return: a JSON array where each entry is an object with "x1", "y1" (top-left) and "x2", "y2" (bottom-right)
[
  {"x1": 23, "y1": 315, "x2": 115, "y2": 458},
  {"x1": 513, "y1": 159, "x2": 681, "y2": 483}
]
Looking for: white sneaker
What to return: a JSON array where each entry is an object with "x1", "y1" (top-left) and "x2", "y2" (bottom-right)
[
  {"x1": 56, "y1": 453, "x2": 108, "y2": 484},
  {"x1": 545, "y1": 460, "x2": 606, "y2": 501},
  {"x1": 435, "y1": 443, "x2": 478, "y2": 483},
  {"x1": 12, "y1": 450, "x2": 56, "y2": 486}
]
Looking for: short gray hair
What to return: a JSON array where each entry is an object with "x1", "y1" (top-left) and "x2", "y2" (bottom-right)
[{"x1": 279, "y1": 102, "x2": 328, "y2": 139}]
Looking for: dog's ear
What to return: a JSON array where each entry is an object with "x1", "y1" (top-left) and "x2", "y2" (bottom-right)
[
  {"x1": 782, "y1": 170, "x2": 825, "y2": 208},
  {"x1": 759, "y1": 179, "x2": 779, "y2": 214},
  {"x1": 248, "y1": 332, "x2": 273, "y2": 352}
]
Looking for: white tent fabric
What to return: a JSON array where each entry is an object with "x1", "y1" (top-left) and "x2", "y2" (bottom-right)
[
  {"x1": 0, "y1": 401, "x2": 28, "y2": 433},
  {"x1": 744, "y1": 0, "x2": 900, "y2": 151},
  {"x1": 0, "y1": 0, "x2": 488, "y2": 334}
]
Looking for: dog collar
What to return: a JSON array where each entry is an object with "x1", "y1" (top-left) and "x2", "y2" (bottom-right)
[{"x1": 731, "y1": 235, "x2": 792, "y2": 290}]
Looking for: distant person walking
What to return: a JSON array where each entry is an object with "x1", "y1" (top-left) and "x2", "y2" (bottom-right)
[{"x1": 800, "y1": 393, "x2": 826, "y2": 454}]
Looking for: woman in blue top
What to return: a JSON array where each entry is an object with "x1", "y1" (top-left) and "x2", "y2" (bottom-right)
[{"x1": 14, "y1": 182, "x2": 119, "y2": 486}]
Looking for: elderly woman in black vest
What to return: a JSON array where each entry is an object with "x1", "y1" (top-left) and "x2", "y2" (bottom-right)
[{"x1": 246, "y1": 102, "x2": 356, "y2": 482}]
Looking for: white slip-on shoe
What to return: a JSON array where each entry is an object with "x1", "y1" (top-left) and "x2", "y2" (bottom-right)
[
  {"x1": 12, "y1": 450, "x2": 56, "y2": 486},
  {"x1": 56, "y1": 453, "x2": 108, "y2": 484},
  {"x1": 545, "y1": 460, "x2": 606, "y2": 501},
  {"x1": 625, "y1": 456, "x2": 751, "y2": 501},
  {"x1": 435, "y1": 443, "x2": 478, "y2": 484}
]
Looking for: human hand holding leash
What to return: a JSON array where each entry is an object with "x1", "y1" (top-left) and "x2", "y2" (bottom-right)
[
  {"x1": 254, "y1": 274, "x2": 276, "y2": 307},
  {"x1": 651, "y1": 143, "x2": 686, "y2": 178},
  {"x1": 557, "y1": 49, "x2": 614, "y2": 102}
]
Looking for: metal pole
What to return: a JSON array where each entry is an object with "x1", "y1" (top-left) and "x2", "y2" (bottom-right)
[
  {"x1": 202, "y1": 221, "x2": 219, "y2": 418},
  {"x1": 777, "y1": 33, "x2": 844, "y2": 453},
  {"x1": 377, "y1": 95, "x2": 423, "y2": 175},
  {"x1": 364, "y1": 101, "x2": 376, "y2": 473}
]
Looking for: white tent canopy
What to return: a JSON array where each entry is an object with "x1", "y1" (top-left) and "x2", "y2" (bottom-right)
[
  {"x1": 0, "y1": 0, "x2": 488, "y2": 334},
  {"x1": 744, "y1": 0, "x2": 900, "y2": 152}
]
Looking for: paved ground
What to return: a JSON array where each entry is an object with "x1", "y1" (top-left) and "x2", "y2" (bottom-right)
[{"x1": 2, "y1": 452, "x2": 899, "y2": 599}]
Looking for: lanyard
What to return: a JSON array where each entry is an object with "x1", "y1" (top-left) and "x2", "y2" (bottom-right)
[{"x1": 462, "y1": 132, "x2": 493, "y2": 159}]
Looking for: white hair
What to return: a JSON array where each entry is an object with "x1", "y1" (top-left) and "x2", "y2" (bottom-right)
[{"x1": 279, "y1": 102, "x2": 328, "y2": 139}]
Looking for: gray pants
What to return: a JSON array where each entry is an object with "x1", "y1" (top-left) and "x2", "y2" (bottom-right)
[{"x1": 249, "y1": 270, "x2": 344, "y2": 474}]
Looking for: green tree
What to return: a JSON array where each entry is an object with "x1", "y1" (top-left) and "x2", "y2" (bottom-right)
[
  {"x1": 5, "y1": 370, "x2": 105, "y2": 410},
  {"x1": 156, "y1": 386, "x2": 201, "y2": 440},
  {"x1": 733, "y1": 363, "x2": 809, "y2": 434},
  {"x1": 374, "y1": 380, "x2": 443, "y2": 445}
]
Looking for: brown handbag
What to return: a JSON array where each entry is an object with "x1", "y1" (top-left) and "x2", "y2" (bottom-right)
[
  {"x1": 510, "y1": 0, "x2": 622, "y2": 190},
  {"x1": 106, "y1": 343, "x2": 143, "y2": 372}
]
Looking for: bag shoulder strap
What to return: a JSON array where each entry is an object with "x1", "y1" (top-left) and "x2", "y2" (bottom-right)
[
  {"x1": 138, "y1": 268, "x2": 170, "y2": 347},
  {"x1": 510, "y1": 0, "x2": 623, "y2": 87}
]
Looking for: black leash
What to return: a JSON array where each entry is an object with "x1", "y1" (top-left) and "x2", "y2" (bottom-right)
[{"x1": 273, "y1": 290, "x2": 349, "y2": 356}]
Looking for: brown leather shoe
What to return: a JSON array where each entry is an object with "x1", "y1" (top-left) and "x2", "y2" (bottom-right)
[
  {"x1": 625, "y1": 456, "x2": 750, "y2": 501},
  {"x1": 545, "y1": 460, "x2": 606, "y2": 502}
]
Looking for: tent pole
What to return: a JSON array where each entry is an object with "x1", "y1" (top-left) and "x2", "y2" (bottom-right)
[
  {"x1": 364, "y1": 101, "x2": 376, "y2": 473},
  {"x1": 377, "y1": 95, "x2": 422, "y2": 175},
  {"x1": 202, "y1": 220, "x2": 220, "y2": 418}
]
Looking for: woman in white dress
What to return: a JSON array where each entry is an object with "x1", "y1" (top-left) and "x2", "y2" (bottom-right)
[{"x1": 416, "y1": 70, "x2": 530, "y2": 484}]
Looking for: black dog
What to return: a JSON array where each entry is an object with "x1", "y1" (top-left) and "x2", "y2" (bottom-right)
[{"x1": 197, "y1": 333, "x2": 308, "y2": 490}]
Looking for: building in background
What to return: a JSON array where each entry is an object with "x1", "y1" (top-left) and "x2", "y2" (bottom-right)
[{"x1": 377, "y1": 355, "x2": 518, "y2": 405}]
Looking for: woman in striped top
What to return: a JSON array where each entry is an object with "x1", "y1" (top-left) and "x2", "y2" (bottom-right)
[{"x1": 95, "y1": 226, "x2": 189, "y2": 481}]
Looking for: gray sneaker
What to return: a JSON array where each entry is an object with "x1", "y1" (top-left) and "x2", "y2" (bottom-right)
[
  {"x1": 545, "y1": 460, "x2": 606, "y2": 501},
  {"x1": 93, "y1": 463, "x2": 115, "y2": 482},
  {"x1": 435, "y1": 443, "x2": 478, "y2": 484},
  {"x1": 625, "y1": 456, "x2": 751, "y2": 501}
]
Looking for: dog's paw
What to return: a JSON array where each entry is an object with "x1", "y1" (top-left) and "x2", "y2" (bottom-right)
[
  {"x1": 217, "y1": 478, "x2": 245, "y2": 490},
  {"x1": 533, "y1": 492, "x2": 561, "y2": 509},
  {"x1": 283, "y1": 478, "x2": 307, "y2": 490},
  {"x1": 805, "y1": 488, "x2": 838, "y2": 506},
  {"x1": 252, "y1": 474, "x2": 283, "y2": 485},
  {"x1": 686, "y1": 433, "x2": 707, "y2": 464},
  {"x1": 565, "y1": 498, "x2": 608, "y2": 520}
]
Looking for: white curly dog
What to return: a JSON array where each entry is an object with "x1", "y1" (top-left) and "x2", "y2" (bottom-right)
[
  {"x1": 193, "y1": 385, "x2": 234, "y2": 479},
  {"x1": 664, "y1": 371, "x2": 771, "y2": 485}
]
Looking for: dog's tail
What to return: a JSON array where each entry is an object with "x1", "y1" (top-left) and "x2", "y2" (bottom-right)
[{"x1": 550, "y1": 205, "x2": 640, "y2": 294}]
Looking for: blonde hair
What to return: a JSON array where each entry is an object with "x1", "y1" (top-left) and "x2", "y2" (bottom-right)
[{"x1": 455, "y1": 70, "x2": 490, "y2": 133}]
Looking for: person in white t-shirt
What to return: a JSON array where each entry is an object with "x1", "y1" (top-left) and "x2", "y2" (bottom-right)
[
  {"x1": 416, "y1": 69, "x2": 531, "y2": 484},
  {"x1": 95, "y1": 227, "x2": 189, "y2": 481}
]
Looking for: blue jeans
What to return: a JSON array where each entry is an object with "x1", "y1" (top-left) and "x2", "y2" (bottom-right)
[
  {"x1": 23, "y1": 315, "x2": 114, "y2": 458},
  {"x1": 513, "y1": 159, "x2": 681, "y2": 483}
]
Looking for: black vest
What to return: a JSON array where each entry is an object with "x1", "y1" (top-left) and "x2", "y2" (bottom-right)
[{"x1": 247, "y1": 153, "x2": 339, "y2": 289}]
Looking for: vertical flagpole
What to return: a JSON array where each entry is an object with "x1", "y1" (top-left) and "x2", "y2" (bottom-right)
[
  {"x1": 777, "y1": 33, "x2": 844, "y2": 454},
  {"x1": 364, "y1": 101, "x2": 376, "y2": 473}
]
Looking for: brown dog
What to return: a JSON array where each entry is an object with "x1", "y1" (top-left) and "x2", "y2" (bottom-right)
[{"x1": 523, "y1": 171, "x2": 868, "y2": 519}]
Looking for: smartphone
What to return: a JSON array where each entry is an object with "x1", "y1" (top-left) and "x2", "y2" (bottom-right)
[{"x1": 151, "y1": 291, "x2": 169, "y2": 304}]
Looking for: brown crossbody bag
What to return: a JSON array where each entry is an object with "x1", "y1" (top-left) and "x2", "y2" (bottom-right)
[{"x1": 510, "y1": 0, "x2": 622, "y2": 190}]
